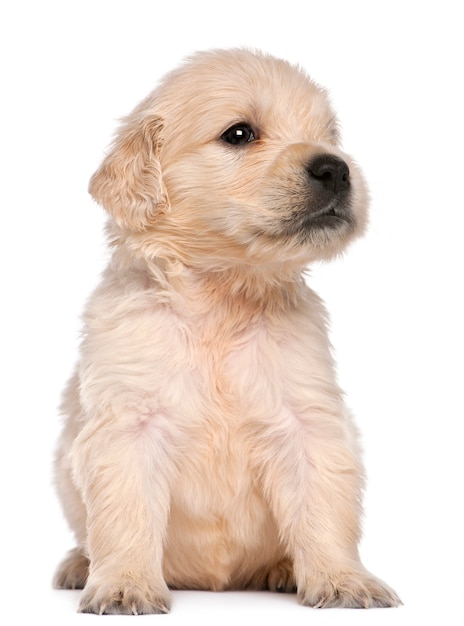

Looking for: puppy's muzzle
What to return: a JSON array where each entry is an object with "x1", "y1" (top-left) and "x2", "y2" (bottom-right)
[
  {"x1": 293, "y1": 153, "x2": 351, "y2": 226},
  {"x1": 281, "y1": 153, "x2": 355, "y2": 240}
]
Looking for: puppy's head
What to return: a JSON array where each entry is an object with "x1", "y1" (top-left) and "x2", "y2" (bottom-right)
[{"x1": 90, "y1": 49, "x2": 368, "y2": 269}]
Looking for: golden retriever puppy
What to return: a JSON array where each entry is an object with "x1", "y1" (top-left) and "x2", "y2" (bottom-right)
[{"x1": 53, "y1": 48, "x2": 401, "y2": 614}]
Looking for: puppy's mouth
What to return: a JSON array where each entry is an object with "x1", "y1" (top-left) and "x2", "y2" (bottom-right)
[
  {"x1": 284, "y1": 198, "x2": 355, "y2": 238},
  {"x1": 305, "y1": 200, "x2": 350, "y2": 225}
]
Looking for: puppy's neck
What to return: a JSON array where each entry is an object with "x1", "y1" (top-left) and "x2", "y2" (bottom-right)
[
  {"x1": 157, "y1": 261, "x2": 304, "y2": 319},
  {"x1": 108, "y1": 243, "x2": 306, "y2": 319}
]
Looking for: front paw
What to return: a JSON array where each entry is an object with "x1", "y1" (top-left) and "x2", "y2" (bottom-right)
[
  {"x1": 78, "y1": 578, "x2": 171, "y2": 615},
  {"x1": 298, "y1": 568, "x2": 401, "y2": 609}
]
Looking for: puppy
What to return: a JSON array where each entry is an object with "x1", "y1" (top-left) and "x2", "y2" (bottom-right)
[{"x1": 54, "y1": 48, "x2": 401, "y2": 614}]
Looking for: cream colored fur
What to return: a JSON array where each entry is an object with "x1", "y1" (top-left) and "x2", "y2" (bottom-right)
[{"x1": 53, "y1": 49, "x2": 400, "y2": 614}]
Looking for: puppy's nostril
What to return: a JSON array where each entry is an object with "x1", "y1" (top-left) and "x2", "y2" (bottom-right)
[{"x1": 307, "y1": 154, "x2": 350, "y2": 194}]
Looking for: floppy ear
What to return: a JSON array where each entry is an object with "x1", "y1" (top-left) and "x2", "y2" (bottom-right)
[{"x1": 88, "y1": 114, "x2": 170, "y2": 230}]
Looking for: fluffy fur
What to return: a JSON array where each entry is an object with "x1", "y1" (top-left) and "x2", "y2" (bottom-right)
[{"x1": 53, "y1": 49, "x2": 400, "y2": 614}]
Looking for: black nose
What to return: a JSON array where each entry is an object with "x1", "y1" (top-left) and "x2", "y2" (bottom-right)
[{"x1": 307, "y1": 154, "x2": 350, "y2": 194}]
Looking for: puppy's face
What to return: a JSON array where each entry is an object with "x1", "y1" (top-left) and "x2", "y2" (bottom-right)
[{"x1": 90, "y1": 50, "x2": 368, "y2": 269}]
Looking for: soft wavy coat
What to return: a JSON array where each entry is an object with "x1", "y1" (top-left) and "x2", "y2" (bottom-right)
[{"x1": 54, "y1": 48, "x2": 400, "y2": 614}]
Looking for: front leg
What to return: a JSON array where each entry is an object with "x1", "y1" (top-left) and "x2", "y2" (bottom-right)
[
  {"x1": 249, "y1": 404, "x2": 401, "y2": 608},
  {"x1": 72, "y1": 404, "x2": 176, "y2": 615}
]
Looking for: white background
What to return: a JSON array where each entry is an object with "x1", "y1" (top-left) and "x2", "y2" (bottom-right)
[{"x1": 1, "y1": 1, "x2": 463, "y2": 624}]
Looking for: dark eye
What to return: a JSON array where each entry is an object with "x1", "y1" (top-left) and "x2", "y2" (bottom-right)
[{"x1": 221, "y1": 123, "x2": 256, "y2": 145}]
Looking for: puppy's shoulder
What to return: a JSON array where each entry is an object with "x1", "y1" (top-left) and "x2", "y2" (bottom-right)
[{"x1": 83, "y1": 252, "x2": 169, "y2": 325}]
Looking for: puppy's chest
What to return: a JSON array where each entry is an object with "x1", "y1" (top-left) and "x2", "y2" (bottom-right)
[
  {"x1": 171, "y1": 319, "x2": 272, "y2": 513},
  {"x1": 192, "y1": 316, "x2": 270, "y2": 402}
]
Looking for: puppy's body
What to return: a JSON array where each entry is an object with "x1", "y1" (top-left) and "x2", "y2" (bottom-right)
[{"x1": 54, "y1": 49, "x2": 400, "y2": 613}]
